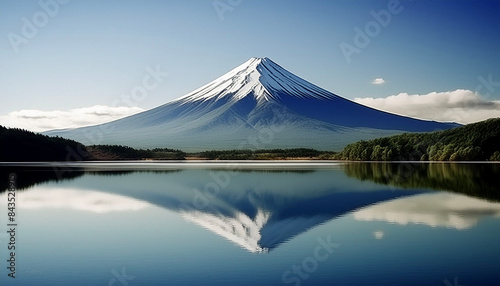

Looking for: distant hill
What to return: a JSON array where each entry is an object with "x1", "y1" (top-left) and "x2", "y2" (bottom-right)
[
  {"x1": 86, "y1": 145, "x2": 185, "y2": 160},
  {"x1": 0, "y1": 125, "x2": 90, "y2": 162},
  {"x1": 339, "y1": 118, "x2": 500, "y2": 161}
]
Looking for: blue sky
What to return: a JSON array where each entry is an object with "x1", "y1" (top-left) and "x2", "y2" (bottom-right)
[{"x1": 1, "y1": 0, "x2": 499, "y2": 131}]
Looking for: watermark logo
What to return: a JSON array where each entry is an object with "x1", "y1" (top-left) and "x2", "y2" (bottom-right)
[
  {"x1": 213, "y1": 0, "x2": 244, "y2": 21},
  {"x1": 281, "y1": 235, "x2": 340, "y2": 285},
  {"x1": 8, "y1": 0, "x2": 71, "y2": 54},
  {"x1": 453, "y1": 73, "x2": 499, "y2": 125},
  {"x1": 108, "y1": 267, "x2": 135, "y2": 286},
  {"x1": 6, "y1": 173, "x2": 18, "y2": 278},
  {"x1": 475, "y1": 74, "x2": 500, "y2": 98},
  {"x1": 339, "y1": 0, "x2": 403, "y2": 63},
  {"x1": 51, "y1": 63, "x2": 169, "y2": 180},
  {"x1": 110, "y1": 65, "x2": 169, "y2": 109},
  {"x1": 178, "y1": 123, "x2": 285, "y2": 214},
  {"x1": 443, "y1": 276, "x2": 465, "y2": 286},
  {"x1": 81, "y1": 64, "x2": 169, "y2": 146}
]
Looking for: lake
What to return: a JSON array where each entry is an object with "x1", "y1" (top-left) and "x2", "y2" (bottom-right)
[{"x1": 0, "y1": 162, "x2": 499, "y2": 285}]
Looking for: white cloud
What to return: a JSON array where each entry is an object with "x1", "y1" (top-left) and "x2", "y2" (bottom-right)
[
  {"x1": 0, "y1": 105, "x2": 144, "y2": 132},
  {"x1": 354, "y1": 89, "x2": 500, "y2": 124},
  {"x1": 354, "y1": 193, "x2": 500, "y2": 230},
  {"x1": 372, "y1": 78, "x2": 385, "y2": 85}
]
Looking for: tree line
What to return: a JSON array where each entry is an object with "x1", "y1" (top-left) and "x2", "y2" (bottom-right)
[
  {"x1": 0, "y1": 126, "x2": 90, "y2": 161},
  {"x1": 85, "y1": 145, "x2": 186, "y2": 160},
  {"x1": 197, "y1": 148, "x2": 329, "y2": 160},
  {"x1": 339, "y1": 118, "x2": 500, "y2": 161}
]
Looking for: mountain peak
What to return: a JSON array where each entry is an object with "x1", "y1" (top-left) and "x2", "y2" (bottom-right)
[
  {"x1": 175, "y1": 57, "x2": 337, "y2": 104},
  {"x1": 250, "y1": 56, "x2": 269, "y2": 61},
  {"x1": 239, "y1": 56, "x2": 275, "y2": 72}
]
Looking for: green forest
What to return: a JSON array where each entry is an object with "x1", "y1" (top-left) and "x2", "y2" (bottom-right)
[
  {"x1": 86, "y1": 145, "x2": 186, "y2": 160},
  {"x1": 339, "y1": 118, "x2": 500, "y2": 161},
  {"x1": 197, "y1": 148, "x2": 330, "y2": 160},
  {"x1": 0, "y1": 126, "x2": 185, "y2": 161},
  {"x1": 0, "y1": 125, "x2": 91, "y2": 161}
]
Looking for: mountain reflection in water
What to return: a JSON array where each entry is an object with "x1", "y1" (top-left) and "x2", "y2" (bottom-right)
[{"x1": 2, "y1": 162, "x2": 499, "y2": 254}]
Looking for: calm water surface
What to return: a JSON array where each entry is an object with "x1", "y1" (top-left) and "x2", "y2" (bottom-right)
[{"x1": 0, "y1": 162, "x2": 499, "y2": 286}]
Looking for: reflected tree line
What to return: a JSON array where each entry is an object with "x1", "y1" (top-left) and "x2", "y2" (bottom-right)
[
  {"x1": 0, "y1": 167, "x2": 84, "y2": 193},
  {"x1": 344, "y1": 163, "x2": 500, "y2": 202},
  {"x1": 0, "y1": 167, "x2": 187, "y2": 193},
  {"x1": 0, "y1": 167, "x2": 315, "y2": 194},
  {"x1": 2, "y1": 163, "x2": 499, "y2": 203}
]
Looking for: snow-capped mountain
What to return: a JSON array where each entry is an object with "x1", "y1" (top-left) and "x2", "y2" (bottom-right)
[{"x1": 44, "y1": 57, "x2": 459, "y2": 151}]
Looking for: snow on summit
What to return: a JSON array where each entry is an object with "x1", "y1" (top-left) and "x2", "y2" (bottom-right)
[
  {"x1": 176, "y1": 57, "x2": 337, "y2": 104},
  {"x1": 44, "y1": 57, "x2": 460, "y2": 151}
]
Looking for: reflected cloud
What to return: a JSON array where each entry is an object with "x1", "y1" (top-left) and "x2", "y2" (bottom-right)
[
  {"x1": 373, "y1": 231, "x2": 384, "y2": 239},
  {"x1": 0, "y1": 187, "x2": 150, "y2": 213},
  {"x1": 354, "y1": 193, "x2": 500, "y2": 230}
]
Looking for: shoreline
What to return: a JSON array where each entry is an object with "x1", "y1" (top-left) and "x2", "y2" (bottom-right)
[{"x1": 1, "y1": 160, "x2": 498, "y2": 167}]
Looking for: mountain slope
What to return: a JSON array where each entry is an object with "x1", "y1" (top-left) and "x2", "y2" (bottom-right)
[{"x1": 44, "y1": 57, "x2": 459, "y2": 151}]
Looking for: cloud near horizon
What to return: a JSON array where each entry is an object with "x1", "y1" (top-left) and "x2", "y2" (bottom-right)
[
  {"x1": 0, "y1": 105, "x2": 144, "y2": 132},
  {"x1": 354, "y1": 89, "x2": 500, "y2": 124}
]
